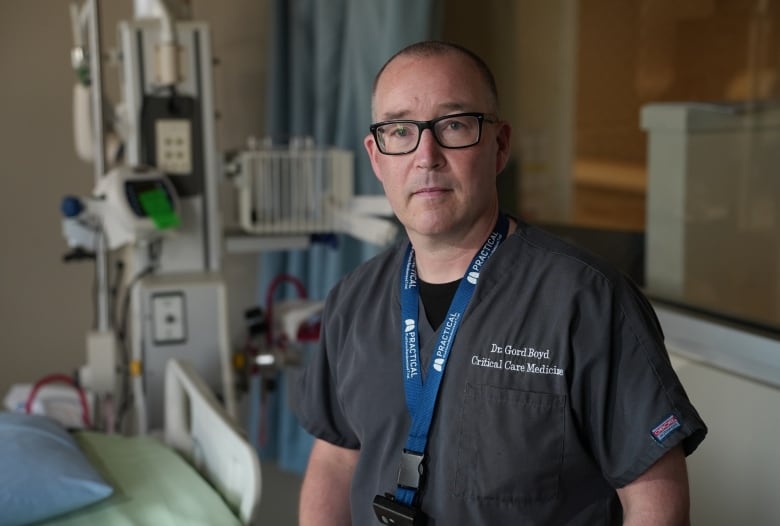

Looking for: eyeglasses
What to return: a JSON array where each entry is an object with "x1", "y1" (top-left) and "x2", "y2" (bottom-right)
[{"x1": 369, "y1": 112, "x2": 497, "y2": 155}]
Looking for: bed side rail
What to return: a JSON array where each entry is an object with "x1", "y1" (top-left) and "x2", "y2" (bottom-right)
[{"x1": 164, "y1": 358, "x2": 262, "y2": 524}]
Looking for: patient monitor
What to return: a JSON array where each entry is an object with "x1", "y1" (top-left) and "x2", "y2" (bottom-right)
[{"x1": 62, "y1": 165, "x2": 180, "y2": 252}]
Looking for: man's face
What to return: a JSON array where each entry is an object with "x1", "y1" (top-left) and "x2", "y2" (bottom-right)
[{"x1": 364, "y1": 52, "x2": 511, "y2": 242}]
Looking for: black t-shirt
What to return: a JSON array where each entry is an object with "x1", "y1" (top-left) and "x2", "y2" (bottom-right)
[
  {"x1": 294, "y1": 221, "x2": 707, "y2": 525},
  {"x1": 419, "y1": 278, "x2": 460, "y2": 330}
]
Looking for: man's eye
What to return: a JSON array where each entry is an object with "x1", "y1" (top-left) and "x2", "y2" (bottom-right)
[
  {"x1": 390, "y1": 125, "x2": 410, "y2": 137},
  {"x1": 446, "y1": 120, "x2": 464, "y2": 130}
]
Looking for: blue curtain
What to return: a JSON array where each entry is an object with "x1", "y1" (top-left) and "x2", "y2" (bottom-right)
[{"x1": 248, "y1": 0, "x2": 441, "y2": 474}]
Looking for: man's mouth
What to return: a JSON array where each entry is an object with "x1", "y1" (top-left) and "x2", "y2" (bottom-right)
[{"x1": 412, "y1": 186, "x2": 450, "y2": 197}]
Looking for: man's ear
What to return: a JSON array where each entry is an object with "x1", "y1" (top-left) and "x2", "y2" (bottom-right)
[
  {"x1": 494, "y1": 121, "x2": 512, "y2": 175},
  {"x1": 364, "y1": 133, "x2": 384, "y2": 183}
]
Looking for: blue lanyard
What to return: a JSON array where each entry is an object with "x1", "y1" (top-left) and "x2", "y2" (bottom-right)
[{"x1": 396, "y1": 214, "x2": 509, "y2": 506}]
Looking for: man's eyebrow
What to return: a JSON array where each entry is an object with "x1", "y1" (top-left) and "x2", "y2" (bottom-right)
[
  {"x1": 438, "y1": 102, "x2": 470, "y2": 113},
  {"x1": 378, "y1": 102, "x2": 471, "y2": 122},
  {"x1": 379, "y1": 110, "x2": 411, "y2": 121}
]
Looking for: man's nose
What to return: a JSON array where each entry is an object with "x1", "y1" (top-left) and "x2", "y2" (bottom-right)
[{"x1": 414, "y1": 128, "x2": 444, "y2": 165}]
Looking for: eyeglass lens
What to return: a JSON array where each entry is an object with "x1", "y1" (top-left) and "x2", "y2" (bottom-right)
[{"x1": 376, "y1": 114, "x2": 482, "y2": 154}]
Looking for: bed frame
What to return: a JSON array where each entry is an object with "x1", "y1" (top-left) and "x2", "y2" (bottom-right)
[{"x1": 164, "y1": 359, "x2": 262, "y2": 524}]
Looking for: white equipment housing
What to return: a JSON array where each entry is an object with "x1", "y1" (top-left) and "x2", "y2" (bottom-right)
[
  {"x1": 114, "y1": 17, "x2": 233, "y2": 431},
  {"x1": 118, "y1": 18, "x2": 221, "y2": 274},
  {"x1": 92, "y1": 165, "x2": 180, "y2": 249},
  {"x1": 133, "y1": 273, "x2": 235, "y2": 431}
]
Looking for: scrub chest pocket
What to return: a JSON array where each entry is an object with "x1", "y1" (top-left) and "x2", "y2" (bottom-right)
[{"x1": 453, "y1": 383, "x2": 565, "y2": 504}]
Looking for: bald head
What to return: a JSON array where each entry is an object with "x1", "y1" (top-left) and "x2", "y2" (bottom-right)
[{"x1": 371, "y1": 41, "x2": 500, "y2": 118}]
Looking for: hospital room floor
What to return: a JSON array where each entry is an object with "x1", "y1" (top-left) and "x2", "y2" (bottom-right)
[{"x1": 258, "y1": 460, "x2": 303, "y2": 524}]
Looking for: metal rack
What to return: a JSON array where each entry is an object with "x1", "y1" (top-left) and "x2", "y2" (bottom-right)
[{"x1": 230, "y1": 142, "x2": 355, "y2": 235}]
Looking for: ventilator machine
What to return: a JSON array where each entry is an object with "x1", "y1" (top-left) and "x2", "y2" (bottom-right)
[{"x1": 48, "y1": 0, "x2": 396, "y2": 435}]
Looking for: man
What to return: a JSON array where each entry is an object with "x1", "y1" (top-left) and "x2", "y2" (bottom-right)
[{"x1": 295, "y1": 41, "x2": 706, "y2": 525}]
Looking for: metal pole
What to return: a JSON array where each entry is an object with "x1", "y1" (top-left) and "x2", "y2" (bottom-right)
[
  {"x1": 87, "y1": 0, "x2": 106, "y2": 181},
  {"x1": 87, "y1": 0, "x2": 111, "y2": 331}
]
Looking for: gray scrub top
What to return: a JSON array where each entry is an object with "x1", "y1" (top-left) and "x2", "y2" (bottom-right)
[{"x1": 295, "y1": 221, "x2": 707, "y2": 525}]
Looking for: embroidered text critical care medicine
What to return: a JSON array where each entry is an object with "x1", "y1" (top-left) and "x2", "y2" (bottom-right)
[{"x1": 471, "y1": 355, "x2": 564, "y2": 375}]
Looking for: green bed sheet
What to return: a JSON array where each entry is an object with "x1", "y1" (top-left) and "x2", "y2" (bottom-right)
[{"x1": 42, "y1": 431, "x2": 241, "y2": 525}]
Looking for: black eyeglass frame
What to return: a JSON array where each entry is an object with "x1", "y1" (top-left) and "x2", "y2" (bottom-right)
[{"x1": 369, "y1": 112, "x2": 498, "y2": 155}]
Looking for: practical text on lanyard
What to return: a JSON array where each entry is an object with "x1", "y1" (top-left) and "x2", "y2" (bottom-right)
[{"x1": 396, "y1": 214, "x2": 509, "y2": 508}]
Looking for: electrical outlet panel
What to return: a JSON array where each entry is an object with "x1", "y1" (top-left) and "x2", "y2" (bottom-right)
[
  {"x1": 155, "y1": 119, "x2": 192, "y2": 175},
  {"x1": 151, "y1": 292, "x2": 186, "y2": 344}
]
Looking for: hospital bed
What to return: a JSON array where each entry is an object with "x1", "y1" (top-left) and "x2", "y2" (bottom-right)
[{"x1": 1, "y1": 359, "x2": 261, "y2": 525}]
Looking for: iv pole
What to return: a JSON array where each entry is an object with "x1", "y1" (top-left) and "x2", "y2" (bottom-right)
[{"x1": 86, "y1": 0, "x2": 112, "y2": 333}]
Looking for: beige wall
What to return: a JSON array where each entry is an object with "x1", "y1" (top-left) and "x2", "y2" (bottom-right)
[
  {"x1": 671, "y1": 353, "x2": 780, "y2": 525},
  {"x1": 0, "y1": 1, "x2": 269, "y2": 398},
  {"x1": 442, "y1": 0, "x2": 578, "y2": 223}
]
